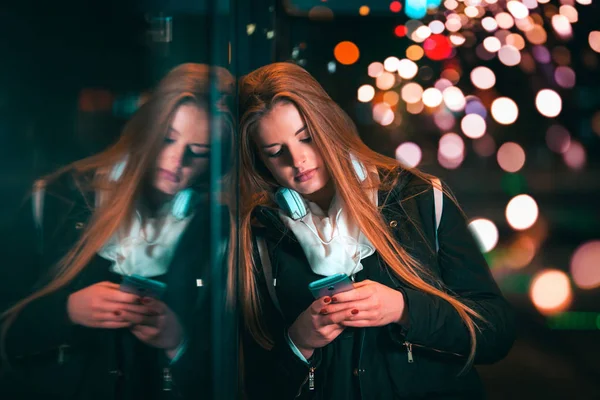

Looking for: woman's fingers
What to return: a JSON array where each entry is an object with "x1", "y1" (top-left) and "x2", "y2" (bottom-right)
[
  {"x1": 119, "y1": 310, "x2": 160, "y2": 326},
  {"x1": 98, "y1": 321, "x2": 133, "y2": 329},
  {"x1": 330, "y1": 285, "x2": 374, "y2": 304}
]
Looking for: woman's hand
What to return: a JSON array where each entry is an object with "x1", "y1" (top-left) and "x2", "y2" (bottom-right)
[
  {"x1": 287, "y1": 296, "x2": 346, "y2": 360},
  {"x1": 321, "y1": 280, "x2": 407, "y2": 328},
  {"x1": 121, "y1": 298, "x2": 184, "y2": 355},
  {"x1": 67, "y1": 281, "x2": 146, "y2": 329}
]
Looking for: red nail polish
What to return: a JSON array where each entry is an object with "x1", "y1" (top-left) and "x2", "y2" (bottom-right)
[
  {"x1": 320, "y1": 308, "x2": 328, "y2": 315},
  {"x1": 323, "y1": 297, "x2": 331, "y2": 303},
  {"x1": 114, "y1": 310, "x2": 121, "y2": 316},
  {"x1": 141, "y1": 297, "x2": 151, "y2": 305},
  {"x1": 331, "y1": 297, "x2": 338, "y2": 302},
  {"x1": 351, "y1": 309, "x2": 359, "y2": 315}
]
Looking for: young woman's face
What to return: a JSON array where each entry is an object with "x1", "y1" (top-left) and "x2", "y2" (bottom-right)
[
  {"x1": 253, "y1": 102, "x2": 330, "y2": 197},
  {"x1": 153, "y1": 103, "x2": 210, "y2": 195}
]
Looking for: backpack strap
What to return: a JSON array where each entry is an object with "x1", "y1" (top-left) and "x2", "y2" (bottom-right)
[
  {"x1": 256, "y1": 236, "x2": 283, "y2": 315},
  {"x1": 431, "y1": 178, "x2": 443, "y2": 252}
]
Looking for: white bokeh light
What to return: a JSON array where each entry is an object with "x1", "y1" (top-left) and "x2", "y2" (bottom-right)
[
  {"x1": 498, "y1": 45, "x2": 521, "y2": 66},
  {"x1": 357, "y1": 85, "x2": 375, "y2": 102},
  {"x1": 506, "y1": 195, "x2": 539, "y2": 231},
  {"x1": 422, "y1": 88, "x2": 443, "y2": 107},
  {"x1": 384, "y1": 56, "x2": 401, "y2": 72},
  {"x1": 507, "y1": 1, "x2": 529, "y2": 19},
  {"x1": 395, "y1": 142, "x2": 422, "y2": 168},
  {"x1": 471, "y1": 66, "x2": 496, "y2": 89},
  {"x1": 491, "y1": 97, "x2": 519, "y2": 125},
  {"x1": 461, "y1": 114, "x2": 487, "y2": 139},
  {"x1": 469, "y1": 218, "x2": 499, "y2": 253},
  {"x1": 442, "y1": 86, "x2": 466, "y2": 112},
  {"x1": 536, "y1": 89, "x2": 562, "y2": 118},
  {"x1": 439, "y1": 133, "x2": 465, "y2": 159},
  {"x1": 397, "y1": 59, "x2": 419, "y2": 79}
]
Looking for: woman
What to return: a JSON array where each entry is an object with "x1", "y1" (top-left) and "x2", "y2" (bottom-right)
[
  {"x1": 0, "y1": 63, "x2": 233, "y2": 399},
  {"x1": 238, "y1": 62, "x2": 515, "y2": 399}
]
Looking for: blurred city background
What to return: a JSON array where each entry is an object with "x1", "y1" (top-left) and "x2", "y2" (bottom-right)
[{"x1": 1, "y1": 0, "x2": 599, "y2": 398}]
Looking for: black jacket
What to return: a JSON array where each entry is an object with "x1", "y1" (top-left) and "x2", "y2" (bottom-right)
[
  {"x1": 0, "y1": 173, "x2": 216, "y2": 400},
  {"x1": 243, "y1": 173, "x2": 516, "y2": 400}
]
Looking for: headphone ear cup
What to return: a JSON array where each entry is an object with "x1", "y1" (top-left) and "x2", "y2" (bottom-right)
[
  {"x1": 275, "y1": 188, "x2": 307, "y2": 220},
  {"x1": 172, "y1": 188, "x2": 195, "y2": 220}
]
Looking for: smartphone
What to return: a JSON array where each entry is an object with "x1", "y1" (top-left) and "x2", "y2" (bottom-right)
[
  {"x1": 120, "y1": 274, "x2": 167, "y2": 300},
  {"x1": 308, "y1": 273, "x2": 354, "y2": 299}
]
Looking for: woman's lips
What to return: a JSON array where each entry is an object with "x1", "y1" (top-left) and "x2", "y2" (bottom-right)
[
  {"x1": 158, "y1": 169, "x2": 180, "y2": 183},
  {"x1": 295, "y1": 168, "x2": 317, "y2": 183}
]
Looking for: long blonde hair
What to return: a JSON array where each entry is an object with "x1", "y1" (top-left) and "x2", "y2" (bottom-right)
[
  {"x1": 1, "y1": 63, "x2": 234, "y2": 360},
  {"x1": 238, "y1": 62, "x2": 483, "y2": 367}
]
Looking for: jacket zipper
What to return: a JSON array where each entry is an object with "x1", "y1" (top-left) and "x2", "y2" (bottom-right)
[
  {"x1": 403, "y1": 341, "x2": 414, "y2": 363},
  {"x1": 295, "y1": 367, "x2": 316, "y2": 398},
  {"x1": 163, "y1": 367, "x2": 172, "y2": 391}
]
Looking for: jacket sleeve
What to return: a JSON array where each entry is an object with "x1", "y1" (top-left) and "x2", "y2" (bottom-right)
[
  {"x1": 397, "y1": 187, "x2": 516, "y2": 364},
  {"x1": 242, "y1": 236, "x2": 322, "y2": 400},
  {"x1": 0, "y1": 190, "x2": 78, "y2": 362}
]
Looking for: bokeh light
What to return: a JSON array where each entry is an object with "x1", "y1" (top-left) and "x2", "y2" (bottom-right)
[
  {"x1": 570, "y1": 241, "x2": 600, "y2": 289},
  {"x1": 422, "y1": 87, "x2": 443, "y2": 107},
  {"x1": 497, "y1": 142, "x2": 526, "y2": 173},
  {"x1": 588, "y1": 31, "x2": 600, "y2": 53},
  {"x1": 383, "y1": 91, "x2": 400, "y2": 106},
  {"x1": 434, "y1": 109, "x2": 456, "y2": 130},
  {"x1": 424, "y1": 34, "x2": 453, "y2": 60},
  {"x1": 498, "y1": 45, "x2": 521, "y2": 66},
  {"x1": 395, "y1": 142, "x2": 422, "y2": 168},
  {"x1": 469, "y1": 218, "x2": 499, "y2": 252},
  {"x1": 384, "y1": 56, "x2": 401, "y2": 72},
  {"x1": 545, "y1": 125, "x2": 571, "y2": 153},
  {"x1": 439, "y1": 132, "x2": 465, "y2": 159},
  {"x1": 491, "y1": 97, "x2": 519, "y2": 125},
  {"x1": 473, "y1": 134, "x2": 496, "y2": 157},
  {"x1": 357, "y1": 85, "x2": 375, "y2": 102},
  {"x1": 359, "y1": 5, "x2": 370, "y2": 16},
  {"x1": 334, "y1": 41, "x2": 360, "y2": 65},
  {"x1": 506, "y1": 194, "x2": 539, "y2": 230},
  {"x1": 530, "y1": 270, "x2": 572, "y2": 315},
  {"x1": 373, "y1": 103, "x2": 395, "y2": 126},
  {"x1": 443, "y1": 86, "x2": 466, "y2": 112},
  {"x1": 470, "y1": 66, "x2": 496, "y2": 89},
  {"x1": 563, "y1": 140, "x2": 586, "y2": 170},
  {"x1": 535, "y1": 89, "x2": 562, "y2": 118},
  {"x1": 406, "y1": 45, "x2": 425, "y2": 61},
  {"x1": 368, "y1": 62, "x2": 384, "y2": 78},
  {"x1": 554, "y1": 66, "x2": 576, "y2": 89},
  {"x1": 397, "y1": 59, "x2": 419, "y2": 79},
  {"x1": 505, "y1": 236, "x2": 537, "y2": 269},
  {"x1": 401, "y1": 82, "x2": 424, "y2": 104},
  {"x1": 483, "y1": 36, "x2": 502, "y2": 53},
  {"x1": 461, "y1": 114, "x2": 487, "y2": 139},
  {"x1": 376, "y1": 72, "x2": 396, "y2": 90}
]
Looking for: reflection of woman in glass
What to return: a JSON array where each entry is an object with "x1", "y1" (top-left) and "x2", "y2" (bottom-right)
[
  {"x1": 0, "y1": 63, "x2": 233, "y2": 399},
  {"x1": 238, "y1": 62, "x2": 515, "y2": 399}
]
